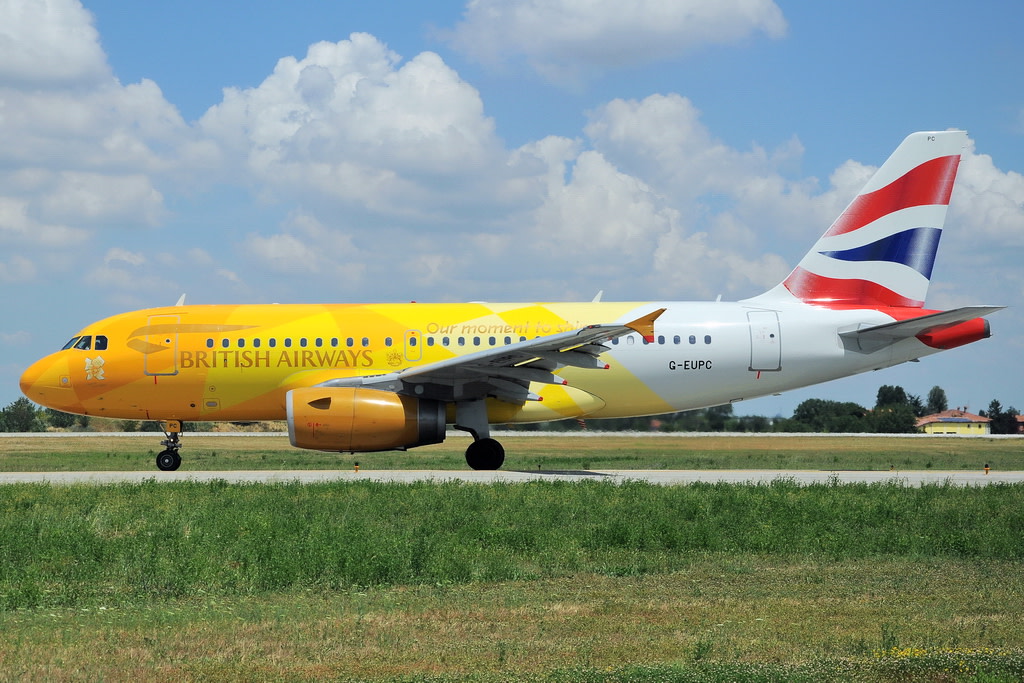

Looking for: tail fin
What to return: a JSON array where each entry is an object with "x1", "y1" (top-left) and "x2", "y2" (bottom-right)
[{"x1": 754, "y1": 131, "x2": 968, "y2": 308}]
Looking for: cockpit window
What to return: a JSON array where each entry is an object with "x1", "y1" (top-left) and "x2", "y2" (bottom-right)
[{"x1": 61, "y1": 334, "x2": 107, "y2": 351}]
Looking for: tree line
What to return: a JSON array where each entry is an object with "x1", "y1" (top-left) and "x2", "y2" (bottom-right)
[{"x1": 1, "y1": 384, "x2": 1019, "y2": 434}]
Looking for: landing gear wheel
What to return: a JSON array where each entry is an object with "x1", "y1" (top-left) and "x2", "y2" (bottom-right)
[
  {"x1": 156, "y1": 420, "x2": 183, "y2": 471},
  {"x1": 465, "y1": 437, "x2": 505, "y2": 470},
  {"x1": 156, "y1": 449, "x2": 181, "y2": 471}
]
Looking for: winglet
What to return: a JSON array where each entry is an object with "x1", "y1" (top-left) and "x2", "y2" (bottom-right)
[{"x1": 625, "y1": 308, "x2": 666, "y2": 343}]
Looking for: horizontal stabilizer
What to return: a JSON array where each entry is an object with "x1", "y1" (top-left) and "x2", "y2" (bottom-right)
[{"x1": 840, "y1": 305, "x2": 1003, "y2": 353}]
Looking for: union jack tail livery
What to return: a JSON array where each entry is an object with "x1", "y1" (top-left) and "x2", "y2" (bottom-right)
[{"x1": 759, "y1": 131, "x2": 966, "y2": 308}]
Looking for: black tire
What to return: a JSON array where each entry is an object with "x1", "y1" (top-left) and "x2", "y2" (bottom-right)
[
  {"x1": 156, "y1": 449, "x2": 180, "y2": 471},
  {"x1": 465, "y1": 437, "x2": 505, "y2": 470}
]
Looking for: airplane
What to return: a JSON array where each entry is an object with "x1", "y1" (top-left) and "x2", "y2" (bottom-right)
[{"x1": 20, "y1": 131, "x2": 1003, "y2": 471}]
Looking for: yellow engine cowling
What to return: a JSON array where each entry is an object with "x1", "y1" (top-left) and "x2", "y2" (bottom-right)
[{"x1": 286, "y1": 387, "x2": 446, "y2": 452}]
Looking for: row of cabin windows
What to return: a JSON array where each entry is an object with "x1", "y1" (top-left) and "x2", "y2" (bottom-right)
[
  {"x1": 204, "y1": 333, "x2": 714, "y2": 349},
  {"x1": 612, "y1": 334, "x2": 713, "y2": 346}
]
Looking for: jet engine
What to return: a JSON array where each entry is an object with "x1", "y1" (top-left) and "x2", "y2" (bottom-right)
[{"x1": 286, "y1": 387, "x2": 446, "y2": 452}]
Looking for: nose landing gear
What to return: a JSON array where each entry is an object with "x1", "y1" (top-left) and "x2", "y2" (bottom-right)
[{"x1": 156, "y1": 420, "x2": 182, "y2": 471}]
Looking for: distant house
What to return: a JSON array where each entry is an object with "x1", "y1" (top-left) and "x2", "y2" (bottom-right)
[
  {"x1": 915, "y1": 409, "x2": 991, "y2": 435},
  {"x1": 1017, "y1": 415, "x2": 1024, "y2": 435}
]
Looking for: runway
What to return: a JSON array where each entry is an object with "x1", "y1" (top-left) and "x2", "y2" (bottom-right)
[{"x1": 0, "y1": 469, "x2": 1019, "y2": 485}]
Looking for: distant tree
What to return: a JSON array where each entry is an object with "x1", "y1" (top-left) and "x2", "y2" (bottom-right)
[
  {"x1": 867, "y1": 404, "x2": 918, "y2": 433},
  {"x1": 875, "y1": 385, "x2": 909, "y2": 410},
  {"x1": 985, "y1": 399, "x2": 1021, "y2": 435},
  {"x1": 907, "y1": 393, "x2": 926, "y2": 417},
  {"x1": 706, "y1": 404, "x2": 733, "y2": 431},
  {"x1": 791, "y1": 398, "x2": 870, "y2": 433},
  {"x1": 45, "y1": 408, "x2": 77, "y2": 429},
  {"x1": 733, "y1": 415, "x2": 770, "y2": 432},
  {"x1": 926, "y1": 386, "x2": 948, "y2": 415},
  {"x1": 2, "y1": 398, "x2": 44, "y2": 432}
]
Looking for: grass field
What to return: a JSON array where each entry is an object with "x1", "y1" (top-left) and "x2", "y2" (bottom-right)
[
  {"x1": 1, "y1": 457, "x2": 1023, "y2": 681},
  {"x1": 1, "y1": 432, "x2": 1022, "y2": 472}
]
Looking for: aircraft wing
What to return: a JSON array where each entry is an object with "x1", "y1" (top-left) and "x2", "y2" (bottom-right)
[
  {"x1": 839, "y1": 305, "x2": 1004, "y2": 353},
  {"x1": 319, "y1": 308, "x2": 665, "y2": 404}
]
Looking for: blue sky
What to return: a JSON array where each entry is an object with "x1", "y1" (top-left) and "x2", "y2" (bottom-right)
[{"x1": 3, "y1": 0, "x2": 1022, "y2": 417}]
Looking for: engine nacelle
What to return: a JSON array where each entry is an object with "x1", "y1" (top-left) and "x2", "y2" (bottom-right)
[{"x1": 286, "y1": 387, "x2": 446, "y2": 452}]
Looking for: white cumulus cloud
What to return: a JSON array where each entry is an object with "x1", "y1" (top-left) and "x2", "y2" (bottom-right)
[
  {"x1": 199, "y1": 34, "x2": 506, "y2": 221},
  {"x1": 447, "y1": 0, "x2": 786, "y2": 84},
  {"x1": 0, "y1": 0, "x2": 109, "y2": 87}
]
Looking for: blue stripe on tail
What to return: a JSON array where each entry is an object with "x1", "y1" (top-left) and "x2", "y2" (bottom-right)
[{"x1": 819, "y1": 227, "x2": 941, "y2": 279}]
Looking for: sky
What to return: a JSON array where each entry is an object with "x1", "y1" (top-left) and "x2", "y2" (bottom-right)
[{"x1": 2, "y1": 0, "x2": 1023, "y2": 418}]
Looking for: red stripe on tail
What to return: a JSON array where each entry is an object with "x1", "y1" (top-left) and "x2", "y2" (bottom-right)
[
  {"x1": 825, "y1": 154, "x2": 960, "y2": 238},
  {"x1": 783, "y1": 267, "x2": 924, "y2": 308}
]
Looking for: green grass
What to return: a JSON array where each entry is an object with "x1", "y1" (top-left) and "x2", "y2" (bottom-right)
[
  {"x1": 2, "y1": 479, "x2": 1023, "y2": 610},
  {"x1": 3, "y1": 558, "x2": 1023, "y2": 680},
  {"x1": 1, "y1": 433, "x2": 1021, "y2": 471},
  {"x1": 2, "y1": 449, "x2": 1024, "y2": 680},
  {"x1": 2, "y1": 480, "x2": 1024, "y2": 680}
]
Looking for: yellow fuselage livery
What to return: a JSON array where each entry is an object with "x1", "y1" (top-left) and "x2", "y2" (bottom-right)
[{"x1": 22, "y1": 302, "x2": 672, "y2": 425}]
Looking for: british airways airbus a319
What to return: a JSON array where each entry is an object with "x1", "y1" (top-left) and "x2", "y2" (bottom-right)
[{"x1": 20, "y1": 131, "x2": 1002, "y2": 471}]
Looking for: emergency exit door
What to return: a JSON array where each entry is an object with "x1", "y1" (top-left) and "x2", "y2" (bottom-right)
[{"x1": 748, "y1": 310, "x2": 781, "y2": 372}]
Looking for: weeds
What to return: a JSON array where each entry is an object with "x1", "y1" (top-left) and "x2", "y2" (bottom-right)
[
  {"x1": 2, "y1": 478, "x2": 1024, "y2": 680},
  {"x1": 1, "y1": 479, "x2": 1023, "y2": 610}
]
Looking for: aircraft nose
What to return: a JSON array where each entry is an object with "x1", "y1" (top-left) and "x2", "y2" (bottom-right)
[{"x1": 20, "y1": 355, "x2": 80, "y2": 411}]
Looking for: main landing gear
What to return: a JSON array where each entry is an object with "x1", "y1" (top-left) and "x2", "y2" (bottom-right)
[
  {"x1": 156, "y1": 420, "x2": 182, "y2": 471},
  {"x1": 465, "y1": 437, "x2": 505, "y2": 471},
  {"x1": 456, "y1": 400, "x2": 505, "y2": 470}
]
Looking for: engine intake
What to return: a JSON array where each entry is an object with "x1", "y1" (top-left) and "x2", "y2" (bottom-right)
[{"x1": 286, "y1": 387, "x2": 446, "y2": 452}]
